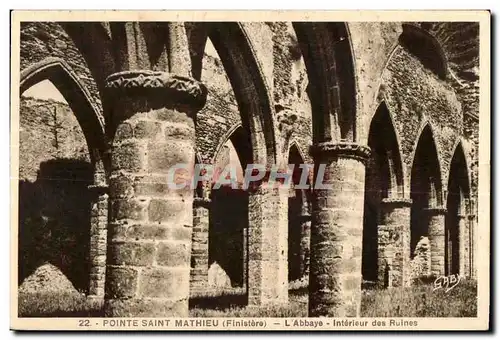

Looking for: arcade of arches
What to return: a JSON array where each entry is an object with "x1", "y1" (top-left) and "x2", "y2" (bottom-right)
[{"x1": 18, "y1": 21, "x2": 479, "y2": 317}]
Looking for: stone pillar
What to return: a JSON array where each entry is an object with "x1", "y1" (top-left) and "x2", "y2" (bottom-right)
[
  {"x1": 88, "y1": 183, "x2": 108, "y2": 299},
  {"x1": 308, "y1": 142, "x2": 370, "y2": 317},
  {"x1": 190, "y1": 197, "x2": 210, "y2": 295},
  {"x1": 243, "y1": 224, "x2": 248, "y2": 288},
  {"x1": 299, "y1": 212, "x2": 311, "y2": 279},
  {"x1": 426, "y1": 207, "x2": 447, "y2": 277},
  {"x1": 468, "y1": 214, "x2": 476, "y2": 278},
  {"x1": 104, "y1": 70, "x2": 206, "y2": 317},
  {"x1": 248, "y1": 184, "x2": 288, "y2": 305},
  {"x1": 458, "y1": 214, "x2": 469, "y2": 277},
  {"x1": 377, "y1": 198, "x2": 412, "y2": 288}
]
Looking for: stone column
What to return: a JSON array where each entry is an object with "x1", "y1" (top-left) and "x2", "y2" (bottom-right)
[
  {"x1": 104, "y1": 70, "x2": 206, "y2": 317},
  {"x1": 248, "y1": 183, "x2": 288, "y2": 305},
  {"x1": 88, "y1": 183, "x2": 109, "y2": 299},
  {"x1": 468, "y1": 214, "x2": 476, "y2": 278},
  {"x1": 457, "y1": 214, "x2": 468, "y2": 277},
  {"x1": 190, "y1": 197, "x2": 210, "y2": 295},
  {"x1": 299, "y1": 190, "x2": 311, "y2": 279},
  {"x1": 426, "y1": 207, "x2": 447, "y2": 277},
  {"x1": 243, "y1": 223, "x2": 248, "y2": 289},
  {"x1": 377, "y1": 198, "x2": 412, "y2": 288},
  {"x1": 308, "y1": 142, "x2": 370, "y2": 317},
  {"x1": 299, "y1": 209, "x2": 311, "y2": 279}
]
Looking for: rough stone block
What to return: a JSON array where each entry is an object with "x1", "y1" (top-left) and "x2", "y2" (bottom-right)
[
  {"x1": 111, "y1": 198, "x2": 148, "y2": 221},
  {"x1": 114, "y1": 122, "x2": 134, "y2": 141},
  {"x1": 156, "y1": 242, "x2": 190, "y2": 267},
  {"x1": 134, "y1": 120, "x2": 162, "y2": 139},
  {"x1": 108, "y1": 241, "x2": 155, "y2": 266},
  {"x1": 111, "y1": 141, "x2": 145, "y2": 172},
  {"x1": 105, "y1": 266, "x2": 139, "y2": 299},
  {"x1": 147, "y1": 141, "x2": 193, "y2": 174},
  {"x1": 133, "y1": 175, "x2": 171, "y2": 197},
  {"x1": 139, "y1": 268, "x2": 190, "y2": 299},
  {"x1": 109, "y1": 174, "x2": 134, "y2": 198},
  {"x1": 148, "y1": 198, "x2": 186, "y2": 223},
  {"x1": 164, "y1": 123, "x2": 195, "y2": 140}
]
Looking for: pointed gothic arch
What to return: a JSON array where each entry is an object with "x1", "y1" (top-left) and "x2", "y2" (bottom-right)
[
  {"x1": 445, "y1": 142, "x2": 472, "y2": 276},
  {"x1": 292, "y1": 22, "x2": 357, "y2": 142},
  {"x1": 362, "y1": 102, "x2": 406, "y2": 281},
  {"x1": 410, "y1": 123, "x2": 444, "y2": 254},
  {"x1": 186, "y1": 23, "x2": 276, "y2": 166},
  {"x1": 20, "y1": 57, "x2": 109, "y2": 176},
  {"x1": 287, "y1": 143, "x2": 311, "y2": 282}
]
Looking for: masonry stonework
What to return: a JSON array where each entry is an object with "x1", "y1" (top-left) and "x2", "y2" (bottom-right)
[
  {"x1": 378, "y1": 198, "x2": 412, "y2": 288},
  {"x1": 18, "y1": 21, "x2": 480, "y2": 318},
  {"x1": 104, "y1": 71, "x2": 207, "y2": 317}
]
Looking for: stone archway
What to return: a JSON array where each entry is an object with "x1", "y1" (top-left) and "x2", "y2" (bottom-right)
[
  {"x1": 293, "y1": 22, "x2": 369, "y2": 317},
  {"x1": 287, "y1": 143, "x2": 311, "y2": 284},
  {"x1": 362, "y1": 102, "x2": 406, "y2": 287},
  {"x1": 19, "y1": 58, "x2": 109, "y2": 298},
  {"x1": 186, "y1": 22, "x2": 277, "y2": 166},
  {"x1": 445, "y1": 143, "x2": 471, "y2": 277},
  {"x1": 410, "y1": 123, "x2": 444, "y2": 277},
  {"x1": 186, "y1": 23, "x2": 288, "y2": 306}
]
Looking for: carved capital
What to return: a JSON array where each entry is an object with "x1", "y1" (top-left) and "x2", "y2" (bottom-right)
[
  {"x1": 310, "y1": 142, "x2": 371, "y2": 163},
  {"x1": 106, "y1": 70, "x2": 207, "y2": 111},
  {"x1": 424, "y1": 207, "x2": 447, "y2": 215},
  {"x1": 381, "y1": 197, "x2": 413, "y2": 208}
]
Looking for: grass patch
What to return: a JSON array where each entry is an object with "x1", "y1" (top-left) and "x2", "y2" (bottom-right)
[
  {"x1": 18, "y1": 291, "x2": 104, "y2": 317},
  {"x1": 189, "y1": 288, "x2": 308, "y2": 317},
  {"x1": 361, "y1": 279, "x2": 477, "y2": 317},
  {"x1": 18, "y1": 280, "x2": 477, "y2": 318}
]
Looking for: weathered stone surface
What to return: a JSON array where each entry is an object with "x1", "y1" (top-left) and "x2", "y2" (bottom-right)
[
  {"x1": 138, "y1": 268, "x2": 190, "y2": 299},
  {"x1": 19, "y1": 21, "x2": 479, "y2": 319},
  {"x1": 248, "y1": 185, "x2": 288, "y2": 305},
  {"x1": 156, "y1": 242, "x2": 190, "y2": 267},
  {"x1": 410, "y1": 237, "x2": 431, "y2": 279},
  {"x1": 309, "y1": 143, "x2": 369, "y2": 317},
  {"x1": 134, "y1": 120, "x2": 162, "y2": 140},
  {"x1": 111, "y1": 141, "x2": 145, "y2": 172},
  {"x1": 19, "y1": 263, "x2": 79, "y2": 295},
  {"x1": 107, "y1": 242, "x2": 156, "y2": 266},
  {"x1": 427, "y1": 208, "x2": 447, "y2": 276},
  {"x1": 105, "y1": 266, "x2": 139, "y2": 299},
  {"x1": 148, "y1": 141, "x2": 193, "y2": 173},
  {"x1": 208, "y1": 262, "x2": 232, "y2": 289}
]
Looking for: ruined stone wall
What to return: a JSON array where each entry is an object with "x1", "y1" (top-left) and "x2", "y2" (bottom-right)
[
  {"x1": 195, "y1": 52, "x2": 241, "y2": 164},
  {"x1": 20, "y1": 22, "x2": 103, "y2": 120},
  {"x1": 349, "y1": 22, "x2": 402, "y2": 144},
  {"x1": 463, "y1": 114, "x2": 479, "y2": 208},
  {"x1": 19, "y1": 97, "x2": 90, "y2": 181},
  {"x1": 195, "y1": 26, "x2": 313, "y2": 167},
  {"x1": 267, "y1": 22, "x2": 312, "y2": 163},
  {"x1": 381, "y1": 45, "x2": 463, "y2": 193},
  {"x1": 17, "y1": 22, "x2": 480, "y2": 309},
  {"x1": 18, "y1": 96, "x2": 93, "y2": 292}
]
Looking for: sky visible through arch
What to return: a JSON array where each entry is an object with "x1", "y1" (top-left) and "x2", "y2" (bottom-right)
[{"x1": 22, "y1": 79, "x2": 68, "y2": 104}]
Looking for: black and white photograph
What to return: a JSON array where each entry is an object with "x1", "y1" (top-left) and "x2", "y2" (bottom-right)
[{"x1": 10, "y1": 11, "x2": 490, "y2": 331}]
